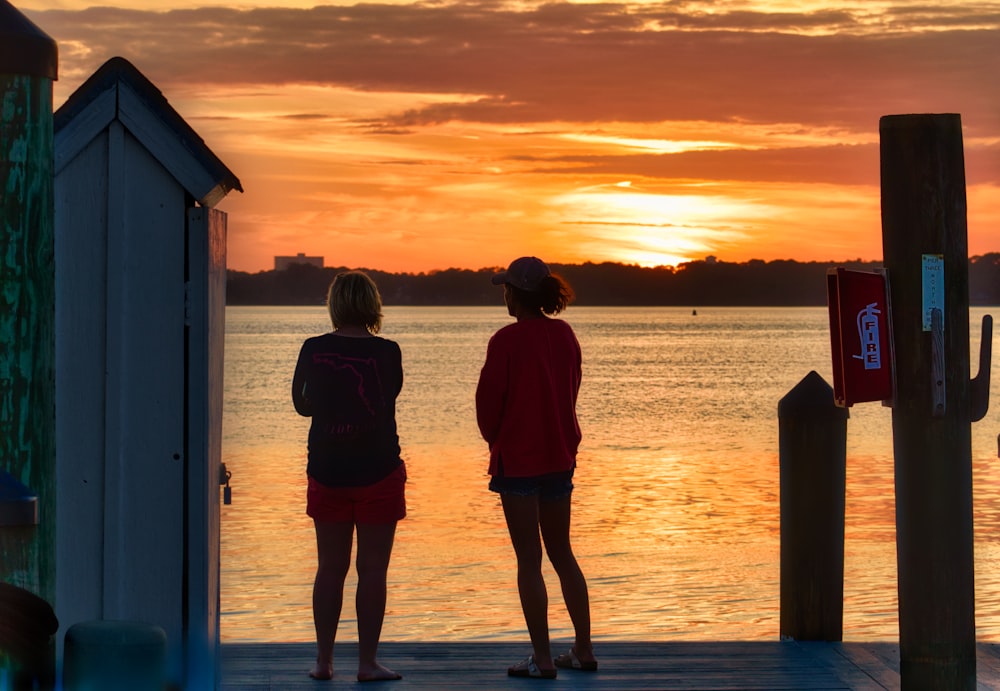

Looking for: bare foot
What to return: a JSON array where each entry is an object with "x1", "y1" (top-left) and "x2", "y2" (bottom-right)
[
  {"x1": 309, "y1": 662, "x2": 333, "y2": 680},
  {"x1": 357, "y1": 662, "x2": 402, "y2": 682}
]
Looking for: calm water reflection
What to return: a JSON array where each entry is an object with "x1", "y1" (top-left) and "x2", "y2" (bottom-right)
[{"x1": 221, "y1": 306, "x2": 1000, "y2": 642}]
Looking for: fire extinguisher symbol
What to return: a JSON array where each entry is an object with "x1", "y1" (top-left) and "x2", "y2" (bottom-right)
[{"x1": 852, "y1": 302, "x2": 881, "y2": 370}]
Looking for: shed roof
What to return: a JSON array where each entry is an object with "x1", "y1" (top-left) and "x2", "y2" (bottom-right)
[{"x1": 54, "y1": 56, "x2": 243, "y2": 207}]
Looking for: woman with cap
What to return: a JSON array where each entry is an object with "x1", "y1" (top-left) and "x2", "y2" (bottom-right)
[{"x1": 476, "y1": 257, "x2": 598, "y2": 679}]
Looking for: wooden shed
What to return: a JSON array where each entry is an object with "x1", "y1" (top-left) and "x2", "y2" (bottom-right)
[{"x1": 53, "y1": 56, "x2": 241, "y2": 689}]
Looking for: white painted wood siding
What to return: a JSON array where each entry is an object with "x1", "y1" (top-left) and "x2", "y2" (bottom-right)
[{"x1": 56, "y1": 123, "x2": 186, "y2": 679}]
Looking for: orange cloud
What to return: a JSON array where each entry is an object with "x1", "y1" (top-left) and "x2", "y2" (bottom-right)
[{"x1": 26, "y1": 2, "x2": 1000, "y2": 272}]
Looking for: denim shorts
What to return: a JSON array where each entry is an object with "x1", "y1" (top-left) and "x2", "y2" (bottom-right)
[{"x1": 489, "y1": 470, "x2": 574, "y2": 501}]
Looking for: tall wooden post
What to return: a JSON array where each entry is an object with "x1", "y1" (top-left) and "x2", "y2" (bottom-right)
[
  {"x1": 880, "y1": 113, "x2": 976, "y2": 689},
  {"x1": 0, "y1": 0, "x2": 58, "y2": 596}
]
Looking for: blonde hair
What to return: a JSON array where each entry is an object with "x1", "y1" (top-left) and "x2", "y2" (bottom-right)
[{"x1": 326, "y1": 271, "x2": 384, "y2": 333}]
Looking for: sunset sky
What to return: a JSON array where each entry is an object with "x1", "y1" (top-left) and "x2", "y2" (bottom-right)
[{"x1": 18, "y1": 0, "x2": 1000, "y2": 273}]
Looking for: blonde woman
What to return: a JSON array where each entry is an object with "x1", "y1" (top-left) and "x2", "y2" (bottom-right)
[{"x1": 292, "y1": 271, "x2": 405, "y2": 683}]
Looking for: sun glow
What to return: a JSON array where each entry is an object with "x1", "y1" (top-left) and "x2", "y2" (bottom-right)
[
  {"x1": 562, "y1": 133, "x2": 738, "y2": 154},
  {"x1": 553, "y1": 184, "x2": 768, "y2": 266}
]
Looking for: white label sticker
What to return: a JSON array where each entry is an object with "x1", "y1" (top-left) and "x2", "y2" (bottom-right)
[
  {"x1": 852, "y1": 302, "x2": 882, "y2": 369},
  {"x1": 922, "y1": 254, "x2": 944, "y2": 332}
]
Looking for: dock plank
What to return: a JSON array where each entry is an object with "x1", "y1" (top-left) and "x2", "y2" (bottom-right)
[
  {"x1": 970, "y1": 644, "x2": 1000, "y2": 691},
  {"x1": 826, "y1": 642, "x2": 901, "y2": 690},
  {"x1": 220, "y1": 641, "x2": 1000, "y2": 690}
]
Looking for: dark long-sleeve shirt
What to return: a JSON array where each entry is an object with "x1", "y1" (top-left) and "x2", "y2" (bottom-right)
[{"x1": 292, "y1": 333, "x2": 403, "y2": 487}]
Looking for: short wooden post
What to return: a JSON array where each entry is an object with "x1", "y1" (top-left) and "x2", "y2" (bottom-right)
[
  {"x1": 880, "y1": 113, "x2": 976, "y2": 689},
  {"x1": 778, "y1": 371, "x2": 848, "y2": 641}
]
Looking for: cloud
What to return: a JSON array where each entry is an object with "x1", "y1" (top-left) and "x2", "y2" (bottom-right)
[
  {"x1": 30, "y1": 3, "x2": 1000, "y2": 134},
  {"x1": 520, "y1": 144, "x2": 881, "y2": 186},
  {"x1": 27, "y1": 2, "x2": 1000, "y2": 271}
]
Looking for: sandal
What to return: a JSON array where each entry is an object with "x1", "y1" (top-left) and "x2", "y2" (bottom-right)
[
  {"x1": 554, "y1": 649, "x2": 598, "y2": 672},
  {"x1": 508, "y1": 655, "x2": 557, "y2": 679}
]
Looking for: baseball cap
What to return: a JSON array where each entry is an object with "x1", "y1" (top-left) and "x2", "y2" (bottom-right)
[{"x1": 491, "y1": 256, "x2": 551, "y2": 291}]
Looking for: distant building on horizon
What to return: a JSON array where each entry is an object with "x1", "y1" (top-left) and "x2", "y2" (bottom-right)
[{"x1": 275, "y1": 252, "x2": 324, "y2": 271}]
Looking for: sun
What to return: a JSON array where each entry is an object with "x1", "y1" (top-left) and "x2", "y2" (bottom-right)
[{"x1": 552, "y1": 183, "x2": 765, "y2": 267}]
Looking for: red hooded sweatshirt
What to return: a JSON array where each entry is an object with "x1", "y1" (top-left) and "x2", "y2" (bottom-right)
[{"x1": 475, "y1": 317, "x2": 582, "y2": 478}]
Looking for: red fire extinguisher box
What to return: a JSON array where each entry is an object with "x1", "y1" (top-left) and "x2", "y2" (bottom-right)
[{"x1": 827, "y1": 268, "x2": 894, "y2": 407}]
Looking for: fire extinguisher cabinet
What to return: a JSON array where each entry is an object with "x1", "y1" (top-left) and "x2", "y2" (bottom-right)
[{"x1": 826, "y1": 268, "x2": 895, "y2": 407}]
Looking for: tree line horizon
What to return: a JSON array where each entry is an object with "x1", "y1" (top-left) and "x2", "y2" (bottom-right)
[{"x1": 227, "y1": 254, "x2": 1000, "y2": 307}]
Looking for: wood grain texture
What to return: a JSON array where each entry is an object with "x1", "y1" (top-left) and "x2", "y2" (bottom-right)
[{"x1": 220, "y1": 641, "x2": 1000, "y2": 690}]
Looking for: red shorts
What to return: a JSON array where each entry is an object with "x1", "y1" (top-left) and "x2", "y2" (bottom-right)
[{"x1": 307, "y1": 463, "x2": 407, "y2": 524}]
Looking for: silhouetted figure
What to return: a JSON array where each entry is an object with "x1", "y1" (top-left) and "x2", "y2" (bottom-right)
[
  {"x1": 292, "y1": 271, "x2": 405, "y2": 683},
  {"x1": 476, "y1": 256, "x2": 598, "y2": 679}
]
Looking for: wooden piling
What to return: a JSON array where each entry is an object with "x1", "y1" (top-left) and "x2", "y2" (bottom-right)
[
  {"x1": 880, "y1": 113, "x2": 976, "y2": 689},
  {"x1": 778, "y1": 371, "x2": 848, "y2": 641},
  {"x1": 1, "y1": 0, "x2": 58, "y2": 596},
  {"x1": 1, "y1": 5, "x2": 59, "y2": 685}
]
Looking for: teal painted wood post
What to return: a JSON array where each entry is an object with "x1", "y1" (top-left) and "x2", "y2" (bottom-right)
[
  {"x1": 1, "y1": 0, "x2": 59, "y2": 614},
  {"x1": 880, "y1": 113, "x2": 976, "y2": 690}
]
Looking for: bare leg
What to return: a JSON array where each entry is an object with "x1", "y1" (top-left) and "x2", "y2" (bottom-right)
[
  {"x1": 355, "y1": 521, "x2": 401, "y2": 682},
  {"x1": 311, "y1": 521, "x2": 354, "y2": 680},
  {"x1": 501, "y1": 494, "x2": 556, "y2": 672},
  {"x1": 540, "y1": 496, "x2": 596, "y2": 665}
]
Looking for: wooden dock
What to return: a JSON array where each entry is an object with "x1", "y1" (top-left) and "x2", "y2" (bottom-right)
[{"x1": 221, "y1": 640, "x2": 1000, "y2": 689}]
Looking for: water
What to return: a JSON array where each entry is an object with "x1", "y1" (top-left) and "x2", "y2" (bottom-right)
[{"x1": 221, "y1": 305, "x2": 1000, "y2": 643}]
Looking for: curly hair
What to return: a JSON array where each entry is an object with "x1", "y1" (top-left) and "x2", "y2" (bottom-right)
[{"x1": 508, "y1": 273, "x2": 575, "y2": 315}]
